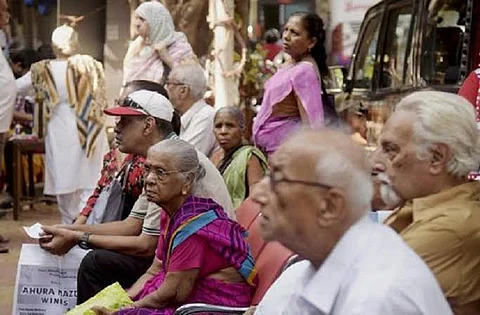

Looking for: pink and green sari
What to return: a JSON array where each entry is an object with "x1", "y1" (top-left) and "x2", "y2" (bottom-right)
[{"x1": 117, "y1": 196, "x2": 257, "y2": 315}]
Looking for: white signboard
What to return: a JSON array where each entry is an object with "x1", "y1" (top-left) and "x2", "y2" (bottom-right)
[
  {"x1": 329, "y1": 0, "x2": 381, "y2": 65},
  {"x1": 13, "y1": 244, "x2": 89, "y2": 315}
]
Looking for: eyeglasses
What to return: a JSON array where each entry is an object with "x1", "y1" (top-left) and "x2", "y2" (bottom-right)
[
  {"x1": 115, "y1": 97, "x2": 152, "y2": 116},
  {"x1": 269, "y1": 170, "x2": 333, "y2": 192},
  {"x1": 144, "y1": 165, "x2": 187, "y2": 181}
]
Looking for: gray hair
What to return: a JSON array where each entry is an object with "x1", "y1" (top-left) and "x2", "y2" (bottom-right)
[
  {"x1": 215, "y1": 106, "x2": 246, "y2": 131},
  {"x1": 315, "y1": 151, "x2": 373, "y2": 215},
  {"x1": 170, "y1": 62, "x2": 207, "y2": 100},
  {"x1": 148, "y1": 139, "x2": 206, "y2": 186},
  {"x1": 396, "y1": 91, "x2": 480, "y2": 178}
]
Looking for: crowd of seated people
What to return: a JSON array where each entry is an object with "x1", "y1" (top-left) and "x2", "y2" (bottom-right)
[{"x1": 23, "y1": 3, "x2": 480, "y2": 315}]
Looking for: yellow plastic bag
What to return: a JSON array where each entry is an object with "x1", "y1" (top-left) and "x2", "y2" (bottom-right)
[{"x1": 65, "y1": 282, "x2": 133, "y2": 315}]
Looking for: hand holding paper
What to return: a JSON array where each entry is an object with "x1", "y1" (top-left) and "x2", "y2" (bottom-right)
[
  {"x1": 23, "y1": 222, "x2": 46, "y2": 239},
  {"x1": 37, "y1": 225, "x2": 81, "y2": 256}
]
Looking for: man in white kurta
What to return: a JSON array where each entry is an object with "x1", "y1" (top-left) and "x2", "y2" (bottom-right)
[
  {"x1": 0, "y1": 0, "x2": 15, "y2": 157},
  {"x1": 166, "y1": 62, "x2": 216, "y2": 156},
  {"x1": 16, "y1": 25, "x2": 108, "y2": 224},
  {"x1": 250, "y1": 130, "x2": 452, "y2": 315},
  {"x1": 0, "y1": 0, "x2": 16, "y2": 253}
]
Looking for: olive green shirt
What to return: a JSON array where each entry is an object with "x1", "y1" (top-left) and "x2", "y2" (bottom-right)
[{"x1": 385, "y1": 181, "x2": 480, "y2": 314}]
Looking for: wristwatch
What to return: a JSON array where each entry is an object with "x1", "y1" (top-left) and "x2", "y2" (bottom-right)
[{"x1": 78, "y1": 232, "x2": 92, "y2": 250}]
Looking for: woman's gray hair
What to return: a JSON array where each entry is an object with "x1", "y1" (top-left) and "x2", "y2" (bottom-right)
[
  {"x1": 148, "y1": 139, "x2": 206, "y2": 185},
  {"x1": 170, "y1": 62, "x2": 207, "y2": 101},
  {"x1": 396, "y1": 91, "x2": 480, "y2": 178},
  {"x1": 215, "y1": 106, "x2": 246, "y2": 131}
]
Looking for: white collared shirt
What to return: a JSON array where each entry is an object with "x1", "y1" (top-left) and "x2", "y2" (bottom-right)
[
  {"x1": 0, "y1": 49, "x2": 16, "y2": 133},
  {"x1": 180, "y1": 99, "x2": 216, "y2": 156},
  {"x1": 255, "y1": 216, "x2": 452, "y2": 315}
]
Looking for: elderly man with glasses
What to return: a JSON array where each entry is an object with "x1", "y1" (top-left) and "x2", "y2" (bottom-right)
[
  {"x1": 250, "y1": 130, "x2": 451, "y2": 314},
  {"x1": 165, "y1": 62, "x2": 216, "y2": 156},
  {"x1": 39, "y1": 89, "x2": 233, "y2": 304}
]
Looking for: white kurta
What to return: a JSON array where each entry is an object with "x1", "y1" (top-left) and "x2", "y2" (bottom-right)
[
  {"x1": 0, "y1": 50, "x2": 16, "y2": 133},
  {"x1": 16, "y1": 61, "x2": 108, "y2": 196}
]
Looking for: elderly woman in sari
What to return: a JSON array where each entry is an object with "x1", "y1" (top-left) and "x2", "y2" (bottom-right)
[
  {"x1": 93, "y1": 139, "x2": 257, "y2": 315},
  {"x1": 210, "y1": 107, "x2": 268, "y2": 208},
  {"x1": 252, "y1": 12, "x2": 328, "y2": 156},
  {"x1": 123, "y1": 1, "x2": 196, "y2": 86}
]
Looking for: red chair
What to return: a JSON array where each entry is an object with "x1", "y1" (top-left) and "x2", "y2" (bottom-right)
[
  {"x1": 175, "y1": 200, "x2": 296, "y2": 315},
  {"x1": 245, "y1": 215, "x2": 266, "y2": 260},
  {"x1": 235, "y1": 198, "x2": 261, "y2": 230},
  {"x1": 251, "y1": 241, "x2": 294, "y2": 305}
]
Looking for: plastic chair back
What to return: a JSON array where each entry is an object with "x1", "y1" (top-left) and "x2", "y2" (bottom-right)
[
  {"x1": 245, "y1": 215, "x2": 266, "y2": 260},
  {"x1": 235, "y1": 198, "x2": 261, "y2": 230},
  {"x1": 251, "y1": 241, "x2": 294, "y2": 305}
]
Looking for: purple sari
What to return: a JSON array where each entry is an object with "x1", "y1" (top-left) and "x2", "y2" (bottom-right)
[
  {"x1": 117, "y1": 196, "x2": 257, "y2": 315},
  {"x1": 252, "y1": 61, "x2": 325, "y2": 155}
]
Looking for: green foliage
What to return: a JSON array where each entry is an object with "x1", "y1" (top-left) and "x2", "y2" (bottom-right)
[{"x1": 238, "y1": 44, "x2": 277, "y2": 99}]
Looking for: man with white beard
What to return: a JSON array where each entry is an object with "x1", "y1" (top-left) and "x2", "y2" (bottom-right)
[
  {"x1": 380, "y1": 91, "x2": 480, "y2": 313},
  {"x1": 369, "y1": 149, "x2": 402, "y2": 223}
]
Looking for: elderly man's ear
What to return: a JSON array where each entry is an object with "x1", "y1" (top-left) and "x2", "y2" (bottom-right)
[
  {"x1": 315, "y1": 188, "x2": 346, "y2": 227},
  {"x1": 428, "y1": 143, "x2": 451, "y2": 175}
]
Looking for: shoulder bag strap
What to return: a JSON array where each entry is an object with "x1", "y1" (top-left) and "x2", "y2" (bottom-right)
[{"x1": 120, "y1": 161, "x2": 134, "y2": 191}]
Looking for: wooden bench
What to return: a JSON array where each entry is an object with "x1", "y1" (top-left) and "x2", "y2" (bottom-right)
[{"x1": 11, "y1": 138, "x2": 45, "y2": 220}]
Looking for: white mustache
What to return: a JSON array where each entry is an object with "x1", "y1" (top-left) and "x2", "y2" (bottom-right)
[
  {"x1": 374, "y1": 172, "x2": 402, "y2": 209},
  {"x1": 376, "y1": 172, "x2": 391, "y2": 185}
]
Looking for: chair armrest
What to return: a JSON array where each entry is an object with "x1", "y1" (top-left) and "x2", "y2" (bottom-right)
[{"x1": 175, "y1": 303, "x2": 249, "y2": 315}]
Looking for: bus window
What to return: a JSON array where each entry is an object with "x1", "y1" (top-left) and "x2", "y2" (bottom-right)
[
  {"x1": 421, "y1": 0, "x2": 467, "y2": 85},
  {"x1": 380, "y1": 5, "x2": 413, "y2": 89},
  {"x1": 353, "y1": 13, "x2": 382, "y2": 89}
]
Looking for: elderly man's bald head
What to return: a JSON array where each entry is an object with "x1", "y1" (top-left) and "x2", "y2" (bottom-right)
[
  {"x1": 253, "y1": 130, "x2": 373, "y2": 266},
  {"x1": 273, "y1": 130, "x2": 373, "y2": 213},
  {"x1": 281, "y1": 130, "x2": 369, "y2": 171}
]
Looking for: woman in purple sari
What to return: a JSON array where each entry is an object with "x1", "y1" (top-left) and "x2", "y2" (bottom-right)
[
  {"x1": 93, "y1": 139, "x2": 257, "y2": 315},
  {"x1": 252, "y1": 12, "x2": 328, "y2": 156}
]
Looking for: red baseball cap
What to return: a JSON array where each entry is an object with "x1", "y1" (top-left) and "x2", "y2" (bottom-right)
[{"x1": 104, "y1": 90, "x2": 174, "y2": 121}]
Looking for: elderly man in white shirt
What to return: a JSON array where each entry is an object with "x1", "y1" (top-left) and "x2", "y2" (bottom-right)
[
  {"x1": 165, "y1": 62, "x2": 216, "y2": 156},
  {"x1": 250, "y1": 130, "x2": 451, "y2": 315}
]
